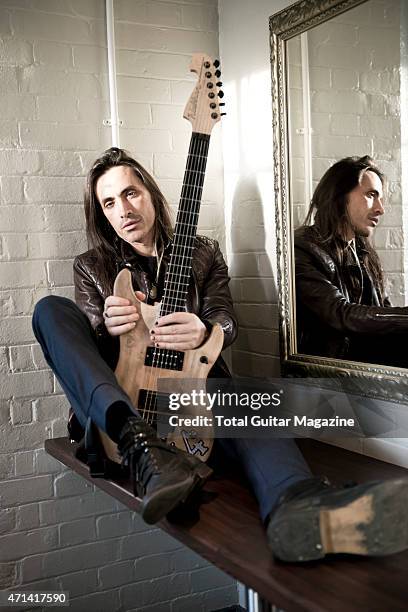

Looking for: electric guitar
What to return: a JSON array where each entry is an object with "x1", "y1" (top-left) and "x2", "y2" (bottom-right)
[{"x1": 100, "y1": 53, "x2": 225, "y2": 464}]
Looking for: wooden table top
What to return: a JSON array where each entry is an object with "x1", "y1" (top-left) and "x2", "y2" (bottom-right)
[{"x1": 45, "y1": 437, "x2": 408, "y2": 612}]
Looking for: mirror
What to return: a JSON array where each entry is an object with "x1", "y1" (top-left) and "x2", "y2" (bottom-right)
[{"x1": 270, "y1": 0, "x2": 408, "y2": 401}]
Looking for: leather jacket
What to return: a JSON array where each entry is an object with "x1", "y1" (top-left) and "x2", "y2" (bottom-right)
[
  {"x1": 73, "y1": 235, "x2": 237, "y2": 376},
  {"x1": 294, "y1": 225, "x2": 408, "y2": 363}
]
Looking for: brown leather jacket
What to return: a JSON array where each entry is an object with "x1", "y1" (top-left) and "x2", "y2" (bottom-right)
[
  {"x1": 73, "y1": 235, "x2": 237, "y2": 376},
  {"x1": 295, "y1": 225, "x2": 408, "y2": 364}
]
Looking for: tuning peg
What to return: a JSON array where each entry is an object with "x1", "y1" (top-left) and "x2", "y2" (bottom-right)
[
  {"x1": 219, "y1": 102, "x2": 226, "y2": 106},
  {"x1": 220, "y1": 112, "x2": 227, "y2": 116},
  {"x1": 213, "y1": 59, "x2": 220, "y2": 68},
  {"x1": 218, "y1": 90, "x2": 224, "y2": 98},
  {"x1": 215, "y1": 69, "x2": 221, "y2": 78},
  {"x1": 216, "y1": 81, "x2": 223, "y2": 87}
]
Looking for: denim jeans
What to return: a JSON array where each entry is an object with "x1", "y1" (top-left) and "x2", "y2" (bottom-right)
[{"x1": 32, "y1": 295, "x2": 312, "y2": 521}]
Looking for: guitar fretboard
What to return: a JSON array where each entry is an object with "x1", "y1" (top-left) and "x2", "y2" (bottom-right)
[{"x1": 159, "y1": 132, "x2": 210, "y2": 316}]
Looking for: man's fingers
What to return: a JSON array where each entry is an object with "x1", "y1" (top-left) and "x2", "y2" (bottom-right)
[
  {"x1": 106, "y1": 306, "x2": 139, "y2": 319},
  {"x1": 105, "y1": 296, "x2": 132, "y2": 308},
  {"x1": 135, "y1": 291, "x2": 146, "y2": 302},
  {"x1": 152, "y1": 334, "x2": 187, "y2": 344},
  {"x1": 156, "y1": 312, "x2": 188, "y2": 326},
  {"x1": 108, "y1": 322, "x2": 138, "y2": 336},
  {"x1": 153, "y1": 325, "x2": 191, "y2": 337},
  {"x1": 104, "y1": 294, "x2": 145, "y2": 319},
  {"x1": 105, "y1": 313, "x2": 139, "y2": 327},
  {"x1": 153, "y1": 340, "x2": 194, "y2": 350}
]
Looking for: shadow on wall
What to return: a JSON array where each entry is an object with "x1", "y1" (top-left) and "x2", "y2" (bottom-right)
[{"x1": 227, "y1": 177, "x2": 280, "y2": 379}]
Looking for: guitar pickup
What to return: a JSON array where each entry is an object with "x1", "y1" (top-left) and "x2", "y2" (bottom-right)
[{"x1": 144, "y1": 347, "x2": 185, "y2": 371}]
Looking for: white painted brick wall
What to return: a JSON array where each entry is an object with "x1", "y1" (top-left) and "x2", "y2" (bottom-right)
[
  {"x1": 289, "y1": 0, "x2": 404, "y2": 305},
  {"x1": 0, "y1": 0, "x2": 236, "y2": 609}
]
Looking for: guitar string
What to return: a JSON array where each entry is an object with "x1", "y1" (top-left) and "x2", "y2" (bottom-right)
[
  {"x1": 141, "y1": 135, "x2": 209, "y2": 421},
  {"x1": 144, "y1": 135, "x2": 205, "y2": 421},
  {"x1": 141, "y1": 135, "x2": 205, "y2": 420},
  {"x1": 155, "y1": 136, "x2": 205, "y2": 379}
]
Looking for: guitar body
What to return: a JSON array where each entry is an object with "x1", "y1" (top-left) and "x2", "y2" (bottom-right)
[{"x1": 99, "y1": 268, "x2": 224, "y2": 464}]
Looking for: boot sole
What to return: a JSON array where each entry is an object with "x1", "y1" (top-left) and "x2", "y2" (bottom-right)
[
  {"x1": 268, "y1": 478, "x2": 408, "y2": 562},
  {"x1": 140, "y1": 461, "x2": 212, "y2": 525}
]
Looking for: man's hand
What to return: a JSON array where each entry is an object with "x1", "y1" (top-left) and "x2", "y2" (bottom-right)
[
  {"x1": 103, "y1": 292, "x2": 145, "y2": 336},
  {"x1": 151, "y1": 312, "x2": 208, "y2": 350}
]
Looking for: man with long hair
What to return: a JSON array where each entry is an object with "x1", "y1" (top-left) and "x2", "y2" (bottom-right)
[
  {"x1": 32, "y1": 147, "x2": 238, "y2": 524},
  {"x1": 32, "y1": 148, "x2": 408, "y2": 562},
  {"x1": 295, "y1": 155, "x2": 408, "y2": 365}
]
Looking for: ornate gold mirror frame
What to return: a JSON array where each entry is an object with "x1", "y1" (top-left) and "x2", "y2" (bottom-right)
[{"x1": 270, "y1": 0, "x2": 408, "y2": 402}]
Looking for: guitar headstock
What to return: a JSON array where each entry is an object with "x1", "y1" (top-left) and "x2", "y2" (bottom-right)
[{"x1": 183, "y1": 53, "x2": 225, "y2": 135}]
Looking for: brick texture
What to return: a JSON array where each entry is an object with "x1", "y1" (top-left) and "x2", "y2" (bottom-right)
[
  {"x1": 0, "y1": 0, "x2": 236, "y2": 610},
  {"x1": 288, "y1": 0, "x2": 404, "y2": 305}
]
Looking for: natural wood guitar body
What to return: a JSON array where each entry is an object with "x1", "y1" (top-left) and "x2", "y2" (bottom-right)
[{"x1": 100, "y1": 268, "x2": 224, "y2": 464}]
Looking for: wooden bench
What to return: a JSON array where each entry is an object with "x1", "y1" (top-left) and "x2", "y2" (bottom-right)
[{"x1": 45, "y1": 437, "x2": 408, "y2": 612}]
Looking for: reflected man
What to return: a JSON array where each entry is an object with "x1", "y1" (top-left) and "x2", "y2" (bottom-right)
[{"x1": 295, "y1": 155, "x2": 408, "y2": 366}]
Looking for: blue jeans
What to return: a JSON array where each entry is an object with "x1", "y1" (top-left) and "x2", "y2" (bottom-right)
[{"x1": 32, "y1": 296, "x2": 312, "y2": 521}]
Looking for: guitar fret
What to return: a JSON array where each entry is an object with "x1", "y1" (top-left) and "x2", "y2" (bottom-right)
[
  {"x1": 171, "y1": 244, "x2": 195, "y2": 251},
  {"x1": 172, "y1": 232, "x2": 197, "y2": 239},
  {"x1": 177, "y1": 209, "x2": 199, "y2": 216},
  {"x1": 178, "y1": 197, "x2": 201, "y2": 204},
  {"x1": 168, "y1": 261, "x2": 192, "y2": 270},
  {"x1": 183, "y1": 168, "x2": 206, "y2": 174},
  {"x1": 165, "y1": 278, "x2": 191, "y2": 284},
  {"x1": 165, "y1": 280, "x2": 190, "y2": 287}
]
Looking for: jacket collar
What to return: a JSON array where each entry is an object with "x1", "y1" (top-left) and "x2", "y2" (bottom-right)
[{"x1": 115, "y1": 237, "x2": 172, "y2": 268}]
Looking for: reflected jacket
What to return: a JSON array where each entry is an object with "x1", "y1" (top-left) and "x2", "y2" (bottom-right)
[{"x1": 294, "y1": 225, "x2": 408, "y2": 363}]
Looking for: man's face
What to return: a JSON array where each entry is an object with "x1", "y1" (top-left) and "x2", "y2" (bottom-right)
[
  {"x1": 96, "y1": 165, "x2": 156, "y2": 255},
  {"x1": 346, "y1": 170, "x2": 384, "y2": 239}
]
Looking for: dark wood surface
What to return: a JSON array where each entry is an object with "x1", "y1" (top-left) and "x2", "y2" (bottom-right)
[{"x1": 45, "y1": 437, "x2": 408, "y2": 612}]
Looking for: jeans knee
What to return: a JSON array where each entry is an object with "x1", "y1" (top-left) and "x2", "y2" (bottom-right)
[{"x1": 32, "y1": 295, "x2": 73, "y2": 332}]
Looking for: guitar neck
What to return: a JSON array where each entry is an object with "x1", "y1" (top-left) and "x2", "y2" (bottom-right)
[{"x1": 160, "y1": 132, "x2": 210, "y2": 316}]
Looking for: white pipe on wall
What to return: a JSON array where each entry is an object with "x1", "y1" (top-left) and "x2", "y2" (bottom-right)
[{"x1": 105, "y1": 0, "x2": 120, "y2": 146}]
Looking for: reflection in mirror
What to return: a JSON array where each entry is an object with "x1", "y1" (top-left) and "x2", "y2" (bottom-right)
[{"x1": 285, "y1": 0, "x2": 408, "y2": 367}]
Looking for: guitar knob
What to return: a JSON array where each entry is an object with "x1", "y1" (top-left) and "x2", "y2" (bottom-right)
[
  {"x1": 213, "y1": 59, "x2": 220, "y2": 68},
  {"x1": 218, "y1": 90, "x2": 224, "y2": 98}
]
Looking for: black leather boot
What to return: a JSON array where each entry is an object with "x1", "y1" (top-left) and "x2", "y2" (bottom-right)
[
  {"x1": 267, "y1": 476, "x2": 408, "y2": 562},
  {"x1": 117, "y1": 416, "x2": 212, "y2": 524}
]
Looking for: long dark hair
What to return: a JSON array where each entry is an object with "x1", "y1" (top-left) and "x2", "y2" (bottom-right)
[
  {"x1": 303, "y1": 155, "x2": 386, "y2": 300},
  {"x1": 84, "y1": 147, "x2": 173, "y2": 293}
]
